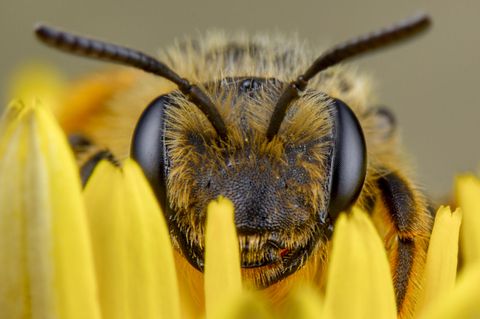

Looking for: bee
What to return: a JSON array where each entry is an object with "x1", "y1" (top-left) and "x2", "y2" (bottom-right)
[{"x1": 36, "y1": 13, "x2": 433, "y2": 318}]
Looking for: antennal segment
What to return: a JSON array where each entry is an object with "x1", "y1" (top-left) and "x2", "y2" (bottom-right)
[
  {"x1": 35, "y1": 24, "x2": 228, "y2": 140},
  {"x1": 266, "y1": 13, "x2": 431, "y2": 140}
]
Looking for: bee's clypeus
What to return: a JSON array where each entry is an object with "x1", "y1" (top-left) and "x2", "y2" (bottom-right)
[{"x1": 37, "y1": 13, "x2": 433, "y2": 316}]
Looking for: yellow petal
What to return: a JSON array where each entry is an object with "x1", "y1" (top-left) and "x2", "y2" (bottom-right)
[
  {"x1": 8, "y1": 63, "x2": 65, "y2": 117},
  {"x1": 421, "y1": 262, "x2": 480, "y2": 319},
  {"x1": 416, "y1": 206, "x2": 462, "y2": 315},
  {"x1": 0, "y1": 102, "x2": 100, "y2": 318},
  {"x1": 284, "y1": 285, "x2": 323, "y2": 319},
  {"x1": 84, "y1": 159, "x2": 180, "y2": 319},
  {"x1": 0, "y1": 101, "x2": 25, "y2": 131},
  {"x1": 323, "y1": 208, "x2": 396, "y2": 319},
  {"x1": 455, "y1": 175, "x2": 480, "y2": 264},
  {"x1": 204, "y1": 196, "x2": 242, "y2": 319},
  {"x1": 210, "y1": 291, "x2": 272, "y2": 319}
]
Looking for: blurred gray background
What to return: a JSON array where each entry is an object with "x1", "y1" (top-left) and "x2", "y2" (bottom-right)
[{"x1": 0, "y1": 0, "x2": 478, "y2": 197}]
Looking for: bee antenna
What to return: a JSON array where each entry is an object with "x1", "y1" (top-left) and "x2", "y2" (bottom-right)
[
  {"x1": 35, "y1": 24, "x2": 228, "y2": 140},
  {"x1": 266, "y1": 13, "x2": 431, "y2": 140}
]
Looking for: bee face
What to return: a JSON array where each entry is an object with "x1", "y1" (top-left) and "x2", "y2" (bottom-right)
[
  {"x1": 36, "y1": 15, "x2": 432, "y2": 308},
  {"x1": 132, "y1": 77, "x2": 366, "y2": 286}
]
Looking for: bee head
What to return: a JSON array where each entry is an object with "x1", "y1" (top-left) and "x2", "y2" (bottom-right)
[
  {"x1": 131, "y1": 76, "x2": 365, "y2": 286},
  {"x1": 35, "y1": 14, "x2": 430, "y2": 287}
]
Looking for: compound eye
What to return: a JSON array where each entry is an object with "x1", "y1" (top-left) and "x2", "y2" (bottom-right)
[
  {"x1": 130, "y1": 95, "x2": 171, "y2": 211},
  {"x1": 328, "y1": 98, "x2": 367, "y2": 221}
]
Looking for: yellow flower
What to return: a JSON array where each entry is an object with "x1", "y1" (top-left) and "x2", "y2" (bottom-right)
[
  {"x1": 1, "y1": 69, "x2": 480, "y2": 318},
  {"x1": 0, "y1": 101, "x2": 100, "y2": 318},
  {"x1": 455, "y1": 175, "x2": 480, "y2": 263},
  {"x1": 83, "y1": 159, "x2": 181, "y2": 319},
  {"x1": 415, "y1": 206, "x2": 461, "y2": 317},
  {"x1": 323, "y1": 208, "x2": 397, "y2": 319}
]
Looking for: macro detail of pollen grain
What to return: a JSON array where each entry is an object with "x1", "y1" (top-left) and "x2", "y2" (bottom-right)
[{"x1": 164, "y1": 77, "x2": 335, "y2": 286}]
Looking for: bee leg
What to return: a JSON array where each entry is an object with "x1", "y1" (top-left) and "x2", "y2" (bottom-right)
[
  {"x1": 80, "y1": 150, "x2": 120, "y2": 187},
  {"x1": 376, "y1": 171, "x2": 432, "y2": 317},
  {"x1": 67, "y1": 133, "x2": 120, "y2": 187},
  {"x1": 68, "y1": 133, "x2": 94, "y2": 155}
]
